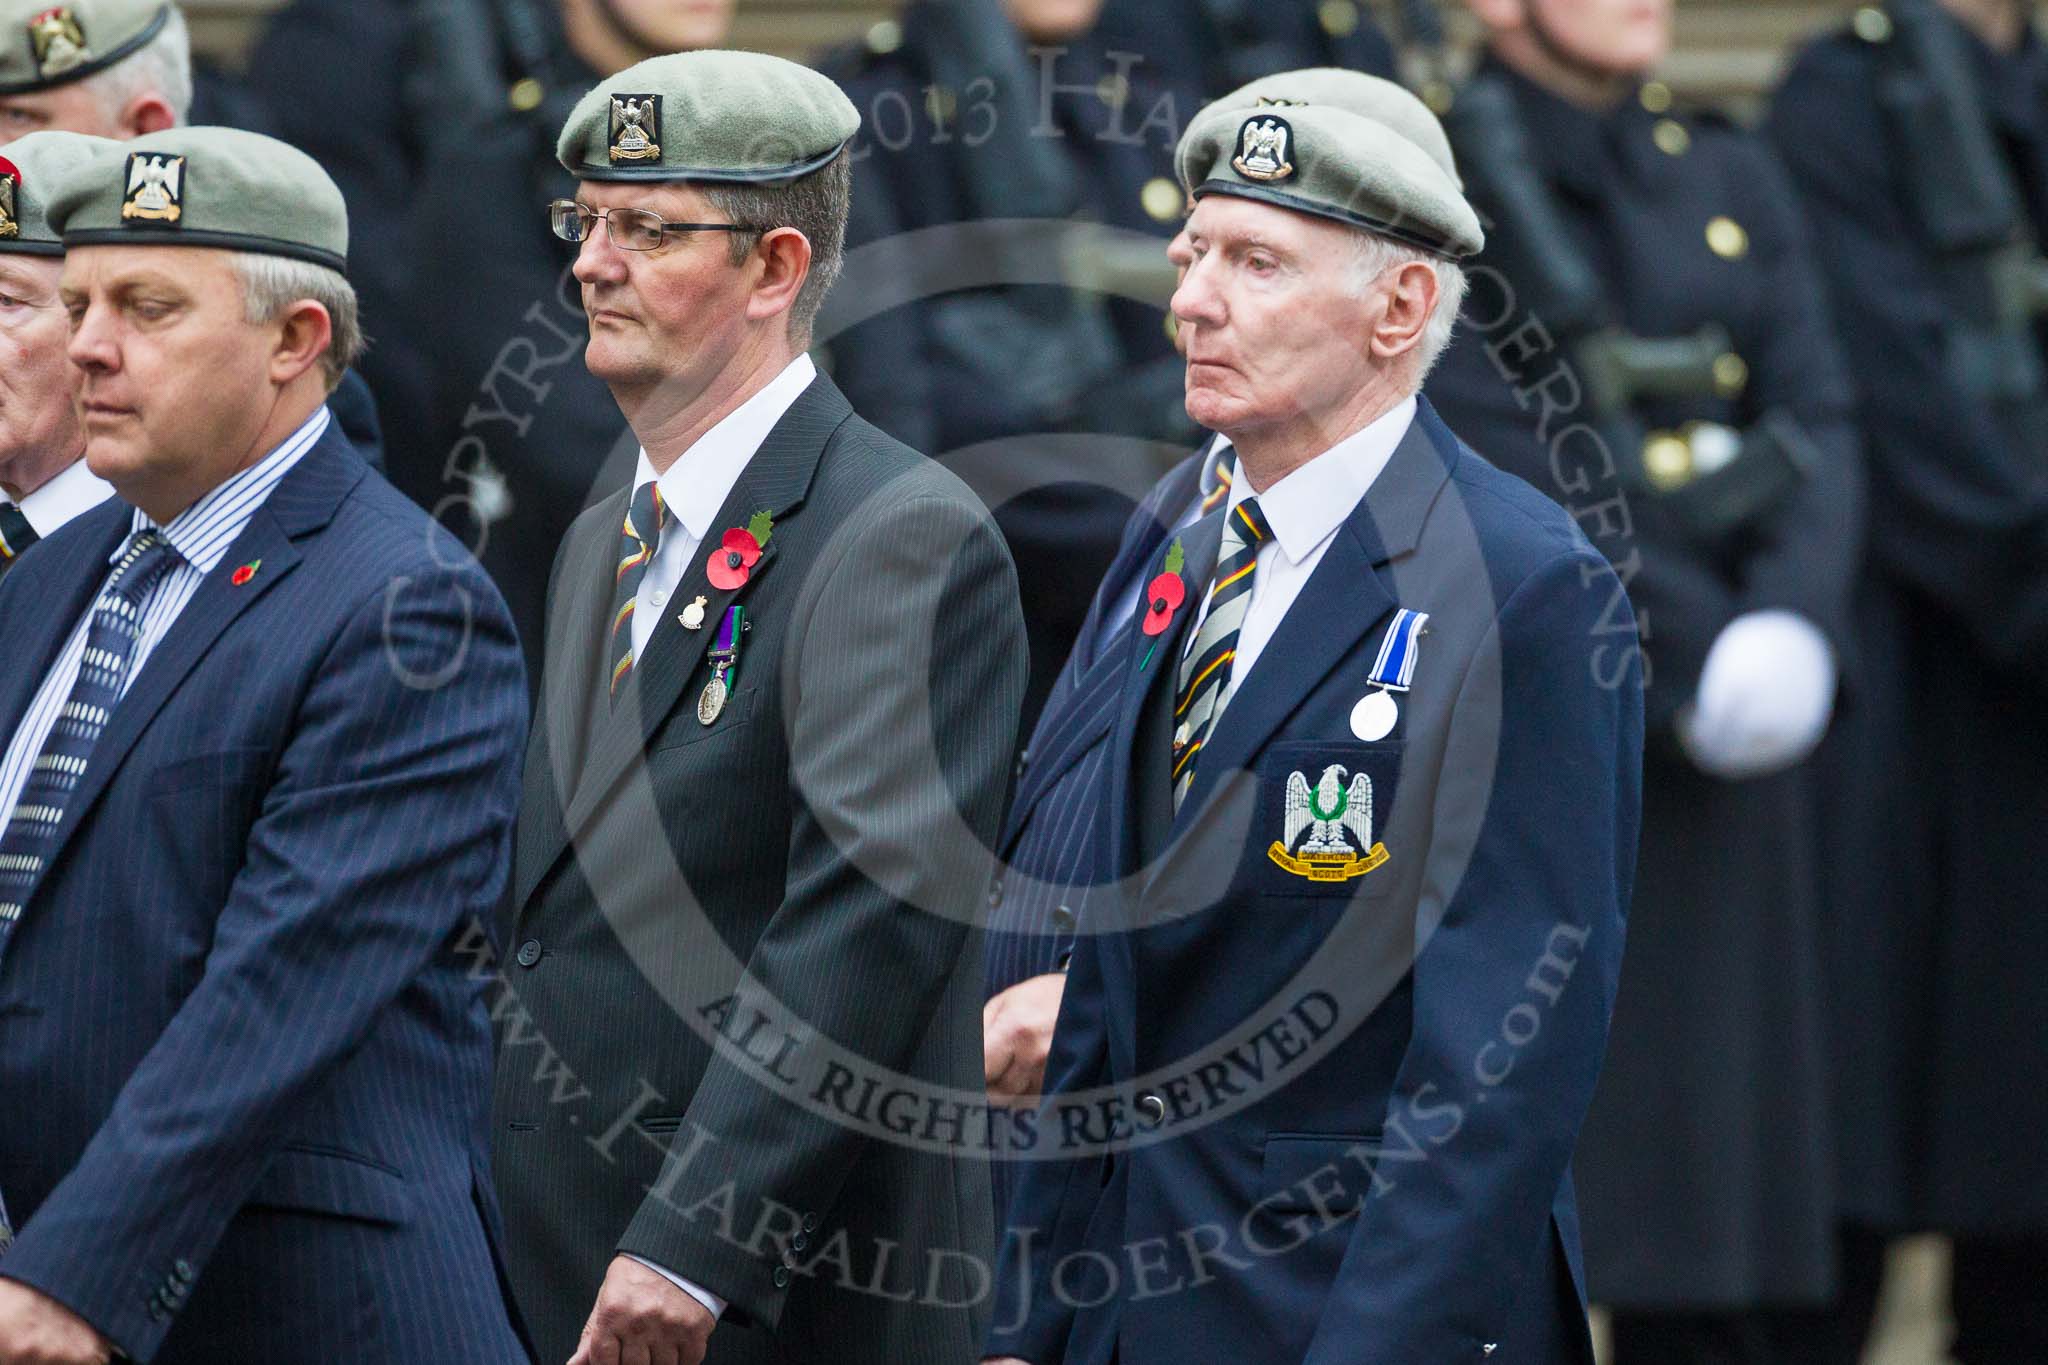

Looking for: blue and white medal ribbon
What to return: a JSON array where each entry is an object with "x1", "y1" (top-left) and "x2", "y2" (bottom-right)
[{"x1": 1352, "y1": 608, "x2": 1429, "y2": 741}]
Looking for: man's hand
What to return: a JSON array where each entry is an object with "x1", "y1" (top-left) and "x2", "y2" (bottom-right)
[
  {"x1": 984, "y1": 971, "x2": 1068, "y2": 1104},
  {"x1": 0, "y1": 1279, "x2": 112, "y2": 1365},
  {"x1": 567, "y1": 1256, "x2": 714, "y2": 1365}
]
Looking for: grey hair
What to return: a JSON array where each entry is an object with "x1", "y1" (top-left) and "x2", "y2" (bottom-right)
[
  {"x1": 1347, "y1": 230, "x2": 1469, "y2": 384},
  {"x1": 229, "y1": 251, "x2": 363, "y2": 390},
  {"x1": 82, "y1": 5, "x2": 193, "y2": 125},
  {"x1": 697, "y1": 149, "x2": 851, "y2": 345}
]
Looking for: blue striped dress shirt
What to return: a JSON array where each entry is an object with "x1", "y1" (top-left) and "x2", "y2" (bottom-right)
[{"x1": 0, "y1": 407, "x2": 330, "y2": 834}]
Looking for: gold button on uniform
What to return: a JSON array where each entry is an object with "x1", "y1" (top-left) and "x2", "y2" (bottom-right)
[
  {"x1": 1653, "y1": 119, "x2": 1691, "y2": 157},
  {"x1": 1853, "y1": 6, "x2": 1894, "y2": 43},
  {"x1": 926, "y1": 85, "x2": 957, "y2": 123},
  {"x1": 1319, "y1": 0, "x2": 1360, "y2": 37},
  {"x1": 507, "y1": 77, "x2": 543, "y2": 113},
  {"x1": 1639, "y1": 81, "x2": 1673, "y2": 114},
  {"x1": 1096, "y1": 72, "x2": 1129, "y2": 109},
  {"x1": 1141, "y1": 177, "x2": 1183, "y2": 223},
  {"x1": 865, "y1": 19, "x2": 902, "y2": 55},
  {"x1": 1642, "y1": 432, "x2": 1695, "y2": 491},
  {"x1": 1705, "y1": 215, "x2": 1749, "y2": 260},
  {"x1": 1713, "y1": 352, "x2": 1750, "y2": 397}
]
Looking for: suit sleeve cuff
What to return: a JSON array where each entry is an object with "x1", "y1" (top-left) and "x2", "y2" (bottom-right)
[{"x1": 623, "y1": 1254, "x2": 726, "y2": 1320}]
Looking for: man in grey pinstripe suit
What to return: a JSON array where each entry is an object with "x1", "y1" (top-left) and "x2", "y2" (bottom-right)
[{"x1": 492, "y1": 51, "x2": 1026, "y2": 1365}]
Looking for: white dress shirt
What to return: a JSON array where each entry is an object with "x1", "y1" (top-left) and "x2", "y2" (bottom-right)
[
  {"x1": 1182, "y1": 397, "x2": 1417, "y2": 703},
  {"x1": 627, "y1": 354, "x2": 817, "y2": 663},
  {"x1": 0, "y1": 407, "x2": 328, "y2": 835},
  {"x1": 17, "y1": 457, "x2": 113, "y2": 536},
  {"x1": 616, "y1": 353, "x2": 816, "y2": 1322}
]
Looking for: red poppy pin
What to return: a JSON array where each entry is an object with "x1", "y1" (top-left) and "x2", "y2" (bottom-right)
[
  {"x1": 230, "y1": 558, "x2": 262, "y2": 587},
  {"x1": 1137, "y1": 540, "x2": 1187, "y2": 671},
  {"x1": 707, "y1": 510, "x2": 773, "y2": 591}
]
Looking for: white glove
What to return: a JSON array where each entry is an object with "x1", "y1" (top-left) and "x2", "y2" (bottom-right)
[{"x1": 1676, "y1": 610, "x2": 1838, "y2": 781}]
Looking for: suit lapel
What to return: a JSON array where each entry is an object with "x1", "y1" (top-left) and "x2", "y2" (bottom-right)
[
  {"x1": 554, "y1": 376, "x2": 850, "y2": 848},
  {"x1": 1169, "y1": 404, "x2": 1456, "y2": 825},
  {"x1": 1001, "y1": 445, "x2": 1212, "y2": 840},
  {"x1": 0, "y1": 507, "x2": 125, "y2": 735},
  {"x1": 40, "y1": 432, "x2": 362, "y2": 874}
]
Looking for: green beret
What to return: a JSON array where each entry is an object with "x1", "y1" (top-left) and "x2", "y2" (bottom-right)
[
  {"x1": 0, "y1": 128, "x2": 113, "y2": 253},
  {"x1": 1207, "y1": 67, "x2": 1463, "y2": 189},
  {"x1": 1176, "y1": 80, "x2": 1484, "y2": 259},
  {"x1": 557, "y1": 49, "x2": 859, "y2": 184},
  {"x1": 0, "y1": 0, "x2": 170, "y2": 96},
  {"x1": 46, "y1": 125, "x2": 349, "y2": 273}
]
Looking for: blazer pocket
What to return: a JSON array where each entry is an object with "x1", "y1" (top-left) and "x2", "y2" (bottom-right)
[
  {"x1": 1257, "y1": 1132, "x2": 1385, "y2": 1218},
  {"x1": 244, "y1": 1143, "x2": 413, "y2": 1226},
  {"x1": 650, "y1": 686, "x2": 759, "y2": 752}
]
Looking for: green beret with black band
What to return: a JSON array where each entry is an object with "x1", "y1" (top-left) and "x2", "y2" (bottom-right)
[
  {"x1": 1207, "y1": 67, "x2": 1465, "y2": 189},
  {"x1": 557, "y1": 49, "x2": 860, "y2": 184},
  {"x1": 0, "y1": 128, "x2": 113, "y2": 253},
  {"x1": 1175, "y1": 78, "x2": 1485, "y2": 260},
  {"x1": 45, "y1": 125, "x2": 349, "y2": 273},
  {"x1": 0, "y1": 0, "x2": 171, "y2": 96}
]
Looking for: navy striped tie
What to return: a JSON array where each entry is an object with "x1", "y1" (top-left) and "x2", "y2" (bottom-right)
[
  {"x1": 0, "y1": 501, "x2": 36, "y2": 577},
  {"x1": 1172, "y1": 497, "x2": 1271, "y2": 809},
  {"x1": 0, "y1": 529, "x2": 179, "y2": 957}
]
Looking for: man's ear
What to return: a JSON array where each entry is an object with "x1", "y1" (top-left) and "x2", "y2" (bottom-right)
[
  {"x1": 745, "y1": 226, "x2": 812, "y2": 328},
  {"x1": 269, "y1": 299, "x2": 335, "y2": 389},
  {"x1": 117, "y1": 92, "x2": 177, "y2": 137},
  {"x1": 1368, "y1": 260, "x2": 1441, "y2": 362}
]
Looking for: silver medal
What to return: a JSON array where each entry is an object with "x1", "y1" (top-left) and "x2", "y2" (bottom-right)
[
  {"x1": 1349, "y1": 688, "x2": 1399, "y2": 742},
  {"x1": 697, "y1": 673, "x2": 728, "y2": 725}
]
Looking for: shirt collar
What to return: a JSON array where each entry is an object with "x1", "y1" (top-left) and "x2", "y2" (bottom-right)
[
  {"x1": 634, "y1": 354, "x2": 818, "y2": 547},
  {"x1": 20, "y1": 457, "x2": 112, "y2": 536},
  {"x1": 121, "y1": 405, "x2": 331, "y2": 574},
  {"x1": 1227, "y1": 396, "x2": 1416, "y2": 567}
]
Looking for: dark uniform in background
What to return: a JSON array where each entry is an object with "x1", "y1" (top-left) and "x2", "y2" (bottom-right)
[
  {"x1": 1425, "y1": 59, "x2": 1865, "y2": 1363},
  {"x1": 1769, "y1": 8, "x2": 2048, "y2": 1360},
  {"x1": 1092, "y1": 0, "x2": 1394, "y2": 97}
]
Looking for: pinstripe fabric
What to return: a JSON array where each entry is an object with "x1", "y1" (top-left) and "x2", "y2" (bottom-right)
[
  {"x1": 498, "y1": 376, "x2": 1023, "y2": 1365},
  {"x1": 0, "y1": 422, "x2": 530, "y2": 1364},
  {"x1": 0, "y1": 408, "x2": 327, "y2": 835},
  {"x1": 1171, "y1": 497, "x2": 1271, "y2": 808}
]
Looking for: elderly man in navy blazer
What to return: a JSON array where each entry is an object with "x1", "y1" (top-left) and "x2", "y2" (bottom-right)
[
  {"x1": 0, "y1": 127, "x2": 528, "y2": 1364},
  {"x1": 985, "y1": 73, "x2": 1643, "y2": 1365}
]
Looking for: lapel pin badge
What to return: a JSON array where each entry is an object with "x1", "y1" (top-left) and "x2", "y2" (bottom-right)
[{"x1": 678, "y1": 595, "x2": 708, "y2": 631}]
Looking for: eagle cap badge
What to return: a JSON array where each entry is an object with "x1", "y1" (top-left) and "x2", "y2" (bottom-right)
[
  {"x1": 120, "y1": 151, "x2": 184, "y2": 224},
  {"x1": 1233, "y1": 114, "x2": 1297, "y2": 183},
  {"x1": 28, "y1": 7, "x2": 91, "y2": 82},
  {"x1": 1269, "y1": 763, "x2": 1389, "y2": 882},
  {"x1": 609, "y1": 94, "x2": 663, "y2": 164}
]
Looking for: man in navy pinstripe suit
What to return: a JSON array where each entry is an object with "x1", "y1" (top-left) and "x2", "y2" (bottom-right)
[{"x1": 0, "y1": 128, "x2": 529, "y2": 1364}]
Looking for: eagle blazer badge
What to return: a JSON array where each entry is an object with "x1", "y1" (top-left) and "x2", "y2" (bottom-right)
[{"x1": 1268, "y1": 764, "x2": 1389, "y2": 883}]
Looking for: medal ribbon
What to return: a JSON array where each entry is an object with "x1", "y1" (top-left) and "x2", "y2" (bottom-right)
[
  {"x1": 1368, "y1": 609, "x2": 1429, "y2": 693},
  {"x1": 713, "y1": 604, "x2": 744, "y2": 689}
]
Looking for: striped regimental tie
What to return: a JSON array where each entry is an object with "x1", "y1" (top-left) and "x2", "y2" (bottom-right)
[
  {"x1": 0, "y1": 529, "x2": 180, "y2": 958},
  {"x1": 1171, "y1": 497, "x2": 1271, "y2": 810},
  {"x1": 0, "y1": 501, "x2": 37, "y2": 577},
  {"x1": 608, "y1": 480, "x2": 667, "y2": 703}
]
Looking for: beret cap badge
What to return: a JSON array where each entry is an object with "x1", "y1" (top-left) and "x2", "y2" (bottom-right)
[
  {"x1": 1232, "y1": 114, "x2": 1297, "y2": 184},
  {"x1": 608, "y1": 94, "x2": 662, "y2": 164},
  {"x1": 0, "y1": 163, "x2": 18, "y2": 240},
  {"x1": 27, "y1": 6, "x2": 90, "y2": 81},
  {"x1": 120, "y1": 150, "x2": 183, "y2": 224}
]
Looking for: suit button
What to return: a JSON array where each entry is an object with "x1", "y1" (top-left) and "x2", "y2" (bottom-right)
[
  {"x1": 986, "y1": 880, "x2": 1004, "y2": 909},
  {"x1": 772, "y1": 1266, "x2": 791, "y2": 1288},
  {"x1": 1136, "y1": 1093, "x2": 1167, "y2": 1126},
  {"x1": 173, "y1": 1258, "x2": 194, "y2": 1282},
  {"x1": 1056, "y1": 950, "x2": 1073, "y2": 972},
  {"x1": 801, "y1": 1213, "x2": 819, "y2": 1232},
  {"x1": 1051, "y1": 904, "x2": 1076, "y2": 931},
  {"x1": 791, "y1": 1231, "x2": 809, "y2": 1251},
  {"x1": 515, "y1": 939, "x2": 543, "y2": 968}
]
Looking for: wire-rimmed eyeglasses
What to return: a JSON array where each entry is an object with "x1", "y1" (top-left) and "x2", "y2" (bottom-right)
[{"x1": 548, "y1": 199, "x2": 762, "y2": 252}]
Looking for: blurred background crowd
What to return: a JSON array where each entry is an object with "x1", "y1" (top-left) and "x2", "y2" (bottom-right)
[{"x1": 7, "y1": 0, "x2": 2043, "y2": 1361}]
